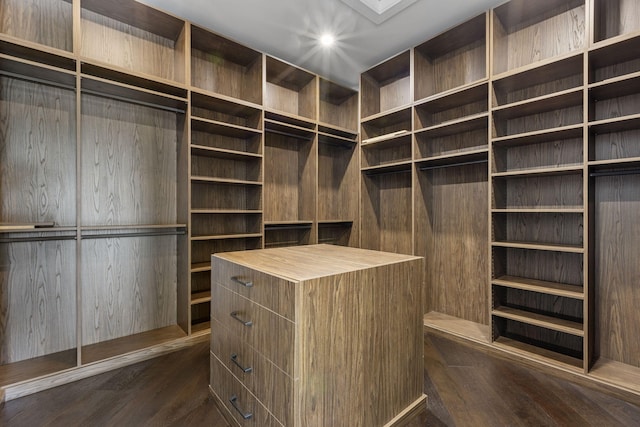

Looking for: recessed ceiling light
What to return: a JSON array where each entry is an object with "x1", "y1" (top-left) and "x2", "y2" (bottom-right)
[{"x1": 320, "y1": 33, "x2": 335, "y2": 47}]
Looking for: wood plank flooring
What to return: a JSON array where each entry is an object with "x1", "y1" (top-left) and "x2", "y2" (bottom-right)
[{"x1": 2, "y1": 331, "x2": 640, "y2": 426}]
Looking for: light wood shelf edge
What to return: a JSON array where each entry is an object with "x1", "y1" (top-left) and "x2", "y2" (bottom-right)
[{"x1": 492, "y1": 306, "x2": 584, "y2": 336}]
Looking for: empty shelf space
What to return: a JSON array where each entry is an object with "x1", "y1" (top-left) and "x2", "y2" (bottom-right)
[
  {"x1": 190, "y1": 176, "x2": 262, "y2": 186},
  {"x1": 318, "y1": 132, "x2": 357, "y2": 148},
  {"x1": 493, "y1": 336, "x2": 584, "y2": 371},
  {"x1": 190, "y1": 145, "x2": 262, "y2": 160},
  {"x1": 265, "y1": 118, "x2": 316, "y2": 140},
  {"x1": 423, "y1": 312, "x2": 491, "y2": 344},
  {"x1": 492, "y1": 124, "x2": 583, "y2": 147},
  {"x1": 492, "y1": 275, "x2": 584, "y2": 299},
  {"x1": 0, "y1": 51, "x2": 76, "y2": 86},
  {"x1": 416, "y1": 149, "x2": 488, "y2": 169},
  {"x1": 191, "y1": 291, "x2": 211, "y2": 305},
  {"x1": 492, "y1": 241, "x2": 584, "y2": 253},
  {"x1": 492, "y1": 208, "x2": 584, "y2": 213},
  {"x1": 362, "y1": 161, "x2": 412, "y2": 176},
  {"x1": 191, "y1": 117, "x2": 261, "y2": 139},
  {"x1": 492, "y1": 165, "x2": 583, "y2": 178},
  {"x1": 361, "y1": 50, "x2": 411, "y2": 118},
  {"x1": 492, "y1": 306, "x2": 584, "y2": 337},
  {"x1": 416, "y1": 113, "x2": 488, "y2": 138},
  {"x1": 589, "y1": 71, "x2": 640, "y2": 100},
  {"x1": 190, "y1": 321, "x2": 211, "y2": 335},
  {"x1": 493, "y1": 87, "x2": 583, "y2": 118},
  {"x1": 191, "y1": 262, "x2": 212, "y2": 273}
]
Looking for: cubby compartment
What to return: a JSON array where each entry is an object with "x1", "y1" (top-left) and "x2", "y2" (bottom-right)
[
  {"x1": 414, "y1": 13, "x2": 487, "y2": 100},
  {"x1": 0, "y1": 73, "x2": 77, "y2": 228},
  {"x1": 264, "y1": 131, "x2": 316, "y2": 224},
  {"x1": 415, "y1": 116, "x2": 488, "y2": 162},
  {"x1": 317, "y1": 222, "x2": 355, "y2": 246},
  {"x1": 190, "y1": 237, "x2": 262, "y2": 269},
  {"x1": 191, "y1": 150, "x2": 262, "y2": 183},
  {"x1": 361, "y1": 134, "x2": 412, "y2": 170},
  {"x1": 492, "y1": 88, "x2": 583, "y2": 138},
  {"x1": 265, "y1": 56, "x2": 316, "y2": 121},
  {"x1": 80, "y1": 87, "x2": 185, "y2": 227},
  {"x1": 191, "y1": 302, "x2": 211, "y2": 334},
  {"x1": 492, "y1": 212, "x2": 583, "y2": 248},
  {"x1": 0, "y1": 239, "x2": 77, "y2": 386},
  {"x1": 361, "y1": 106, "x2": 411, "y2": 143},
  {"x1": 361, "y1": 50, "x2": 411, "y2": 119},
  {"x1": 415, "y1": 162, "x2": 489, "y2": 341},
  {"x1": 589, "y1": 121, "x2": 640, "y2": 164},
  {"x1": 492, "y1": 316, "x2": 584, "y2": 369},
  {"x1": 191, "y1": 212, "x2": 262, "y2": 239},
  {"x1": 361, "y1": 170, "x2": 412, "y2": 255},
  {"x1": 80, "y1": 234, "x2": 185, "y2": 363},
  {"x1": 80, "y1": 0, "x2": 186, "y2": 84},
  {"x1": 492, "y1": 0, "x2": 586, "y2": 75},
  {"x1": 591, "y1": 173, "x2": 640, "y2": 392},
  {"x1": 319, "y1": 78, "x2": 358, "y2": 132},
  {"x1": 589, "y1": 34, "x2": 640, "y2": 84},
  {"x1": 191, "y1": 181, "x2": 262, "y2": 211},
  {"x1": 593, "y1": 0, "x2": 640, "y2": 43},
  {"x1": 589, "y1": 74, "x2": 640, "y2": 123},
  {"x1": 0, "y1": 0, "x2": 73, "y2": 52},
  {"x1": 492, "y1": 53, "x2": 583, "y2": 107},
  {"x1": 492, "y1": 127, "x2": 583, "y2": 173},
  {"x1": 492, "y1": 172, "x2": 584, "y2": 210},
  {"x1": 415, "y1": 83, "x2": 488, "y2": 130},
  {"x1": 264, "y1": 223, "x2": 313, "y2": 248},
  {"x1": 191, "y1": 26, "x2": 262, "y2": 104}
]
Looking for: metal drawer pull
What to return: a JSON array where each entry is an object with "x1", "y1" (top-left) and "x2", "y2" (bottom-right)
[
  {"x1": 229, "y1": 395, "x2": 253, "y2": 420},
  {"x1": 231, "y1": 311, "x2": 253, "y2": 327},
  {"x1": 231, "y1": 353, "x2": 253, "y2": 373},
  {"x1": 231, "y1": 276, "x2": 253, "y2": 287}
]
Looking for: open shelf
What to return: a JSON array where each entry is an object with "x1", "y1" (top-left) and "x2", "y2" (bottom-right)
[
  {"x1": 0, "y1": 0, "x2": 73, "y2": 52},
  {"x1": 590, "y1": 358, "x2": 640, "y2": 395},
  {"x1": 361, "y1": 50, "x2": 411, "y2": 118},
  {"x1": 264, "y1": 222, "x2": 313, "y2": 248},
  {"x1": 492, "y1": 275, "x2": 584, "y2": 299},
  {"x1": 0, "y1": 349, "x2": 77, "y2": 388},
  {"x1": 190, "y1": 237, "x2": 262, "y2": 267},
  {"x1": 493, "y1": 336, "x2": 583, "y2": 371},
  {"x1": 317, "y1": 222, "x2": 356, "y2": 247},
  {"x1": 361, "y1": 133, "x2": 412, "y2": 169},
  {"x1": 589, "y1": 33, "x2": 640, "y2": 83},
  {"x1": 492, "y1": 173, "x2": 583, "y2": 210},
  {"x1": 191, "y1": 212, "x2": 262, "y2": 239},
  {"x1": 414, "y1": 13, "x2": 487, "y2": 101},
  {"x1": 593, "y1": 0, "x2": 640, "y2": 43},
  {"x1": 589, "y1": 73, "x2": 640, "y2": 122},
  {"x1": 415, "y1": 159, "x2": 489, "y2": 331},
  {"x1": 81, "y1": 325, "x2": 186, "y2": 365},
  {"x1": 0, "y1": 41, "x2": 76, "y2": 76},
  {"x1": 492, "y1": 306, "x2": 583, "y2": 337},
  {"x1": 319, "y1": 78, "x2": 358, "y2": 132},
  {"x1": 265, "y1": 56, "x2": 316, "y2": 121},
  {"x1": 492, "y1": 0, "x2": 586, "y2": 75},
  {"x1": 191, "y1": 26, "x2": 262, "y2": 104},
  {"x1": 80, "y1": 0, "x2": 186, "y2": 85},
  {"x1": 191, "y1": 181, "x2": 262, "y2": 211},
  {"x1": 492, "y1": 211, "x2": 583, "y2": 248},
  {"x1": 191, "y1": 90, "x2": 262, "y2": 132},
  {"x1": 415, "y1": 82, "x2": 488, "y2": 130}
]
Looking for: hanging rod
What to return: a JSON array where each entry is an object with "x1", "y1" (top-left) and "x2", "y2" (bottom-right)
[
  {"x1": 81, "y1": 230, "x2": 186, "y2": 239},
  {"x1": 590, "y1": 167, "x2": 640, "y2": 177},
  {"x1": 265, "y1": 127, "x2": 314, "y2": 141},
  {"x1": 419, "y1": 159, "x2": 488, "y2": 171},
  {"x1": 0, "y1": 235, "x2": 76, "y2": 244},
  {"x1": 81, "y1": 88, "x2": 186, "y2": 114},
  {"x1": 363, "y1": 167, "x2": 412, "y2": 177}
]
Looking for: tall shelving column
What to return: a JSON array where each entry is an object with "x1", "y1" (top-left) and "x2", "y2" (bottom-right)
[
  {"x1": 263, "y1": 56, "x2": 318, "y2": 248},
  {"x1": 412, "y1": 13, "x2": 490, "y2": 342},
  {"x1": 359, "y1": 51, "x2": 413, "y2": 255},
  {"x1": 489, "y1": 0, "x2": 588, "y2": 371},
  {"x1": 189, "y1": 26, "x2": 264, "y2": 334},
  {"x1": 587, "y1": 0, "x2": 640, "y2": 394}
]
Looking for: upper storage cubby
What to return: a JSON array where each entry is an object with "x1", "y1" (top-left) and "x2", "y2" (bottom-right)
[
  {"x1": 361, "y1": 50, "x2": 411, "y2": 119},
  {"x1": 80, "y1": 0, "x2": 186, "y2": 84},
  {"x1": 319, "y1": 78, "x2": 358, "y2": 132},
  {"x1": 492, "y1": 0, "x2": 586, "y2": 76},
  {"x1": 191, "y1": 26, "x2": 262, "y2": 105},
  {"x1": 265, "y1": 56, "x2": 316, "y2": 121},
  {"x1": 593, "y1": 0, "x2": 640, "y2": 43},
  {"x1": 414, "y1": 13, "x2": 487, "y2": 101},
  {"x1": 0, "y1": 0, "x2": 73, "y2": 52}
]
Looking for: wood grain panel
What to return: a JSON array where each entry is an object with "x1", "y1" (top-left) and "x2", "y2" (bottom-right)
[
  {"x1": 594, "y1": 93, "x2": 640, "y2": 122},
  {"x1": 0, "y1": 0, "x2": 72, "y2": 51},
  {"x1": 380, "y1": 76, "x2": 411, "y2": 113},
  {"x1": 191, "y1": 154, "x2": 261, "y2": 182},
  {"x1": 81, "y1": 236, "x2": 177, "y2": 346},
  {"x1": 593, "y1": 128, "x2": 640, "y2": 162},
  {"x1": 361, "y1": 136, "x2": 412, "y2": 168},
  {"x1": 265, "y1": 82, "x2": 299, "y2": 117},
  {"x1": 80, "y1": 9, "x2": 176, "y2": 80},
  {"x1": 493, "y1": 3, "x2": 586, "y2": 74},
  {"x1": 493, "y1": 247, "x2": 584, "y2": 286},
  {"x1": 594, "y1": 0, "x2": 640, "y2": 41},
  {"x1": 360, "y1": 74, "x2": 382, "y2": 118},
  {"x1": 416, "y1": 128, "x2": 487, "y2": 159},
  {"x1": 0, "y1": 240, "x2": 75, "y2": 364},
  {"x1": 494, "y1": 174, "x2": 583, "y2": 209},
  {"x1": 494, "y1": 212, "x2": 583, "y2": 246},
  {"x1": 191, "y1": 213, "x2": 261, "y2": 237},
  {"x1": 81, "y1": 94, "x2": 177, "y2": 226},
  {"x1": 0, "y1": 76, "x2": 76, "y2": 226},
  {"x1": 501, "y1": 105, "x2": 583, "y2": 137},
  {"x1": 191, "y1": 239, "x2": 262, "y2": 266},
  {"x1": 318, "y1": 143, "x2": 357, "y2": 221},
  {"x1": 190, "y1": 182, "x2": 261, "y2": 211},
  {"x1": 361, "y1": 172, "x2": 412, "y2": 255},
  {"x1": 594, "y1": 175, "x2": 640, "y2": 368},
  {"x1": 416, "y1": 99, "x2": 487, "y2": 129},
  {"x1": 494, "y1": 286, "x2": 583, "y2": 321},
  {"x1": 263, "y1": 133, "x2": 315, "y2": 222},
  {"x1": 416, "y1": 163, "x2": 489, "y2": 325},
  {"x1": 296, "y1": 261, "x2": 424, "y2": 426},
  {"x1": 494, "y1": 137, "x2": 583, "y2": 172},
  {"x1": 495, "y1": 317, "x2": 584, "y2": 359},
  {"x1": 319, "y1": 95, "x2": 358, "y2": 131}
]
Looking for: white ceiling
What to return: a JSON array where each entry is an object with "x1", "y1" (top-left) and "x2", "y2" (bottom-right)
[{"x1": 138, "y1": 0, "x2": 506, "y2": 89}]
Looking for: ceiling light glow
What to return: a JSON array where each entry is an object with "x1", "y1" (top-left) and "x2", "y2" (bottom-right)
[{"x1": 320, "y1": 33, "x2": 335, "y2": 47}]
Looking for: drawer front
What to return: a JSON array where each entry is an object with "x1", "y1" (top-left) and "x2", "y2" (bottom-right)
[
  {"x1": 210, "y1": 352, "x2": 282, "y2": 427},
  {"x1": 211, "y1": 284, "x2": 294, "y2": 375},
  {"x1": 211, "y1": 318, "x2": 293, "y2": 426},
  {"x1": 212, "y1": 257, "x2": 296, "y2": 321}
]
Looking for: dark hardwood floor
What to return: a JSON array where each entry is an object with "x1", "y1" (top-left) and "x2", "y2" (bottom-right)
[{"x1": 2, "y1": 331, "x2": 640, "y2": 426}]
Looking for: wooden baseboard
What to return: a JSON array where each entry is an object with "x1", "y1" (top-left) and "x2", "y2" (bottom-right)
[
  {"x1": 2, "y1": 333, "x2": 209, "y2": 402},
  {"x1": 384, "y1": 394, "x2": 428, "y2": 427}
]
